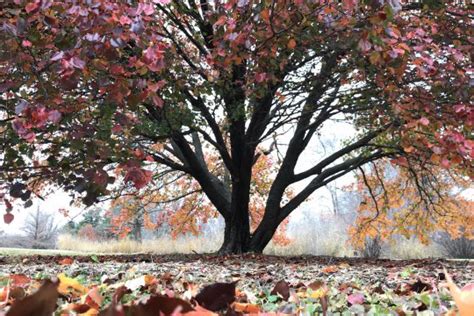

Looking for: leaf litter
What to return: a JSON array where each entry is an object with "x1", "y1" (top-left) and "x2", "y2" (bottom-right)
[{"x1": 0, "y1": 254, "x2": 471, "y2": 315}]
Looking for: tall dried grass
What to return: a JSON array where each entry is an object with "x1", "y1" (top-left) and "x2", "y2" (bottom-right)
[
  {"x1": 57, "y1": 234, "x2": 222, "y2": 254},
  {"x1": 57, "y1": 211, "x2": 442, "y2": 259}
]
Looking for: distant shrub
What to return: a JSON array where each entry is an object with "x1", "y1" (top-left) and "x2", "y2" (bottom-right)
[
  {"x1": 435, "y1": 233, "x2": 474, "y2": 259},
  {"x1": 362, "y1": 236, "x2": 382, "y2": 258},
  {"x1": 78, "y1": 224, "x2": 99, "y2": 241},
  {"x1": 384, "y1": 237, "x2": 441, "y2": 259}
]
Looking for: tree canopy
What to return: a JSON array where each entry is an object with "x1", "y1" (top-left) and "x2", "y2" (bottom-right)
[{"x1": 0, "y1": 0, "x2": 472, "y2": 253}]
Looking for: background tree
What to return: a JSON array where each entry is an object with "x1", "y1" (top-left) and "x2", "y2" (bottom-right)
[
  {"x1": 21, "y1": 207, "x2": 58, "y2": 249},
  {"x1": 0, "y1": 1, "x2": 472, "y2": 253},
  {"x1": 64, "y1": 208, "x2": 115, "y2": 240},
  {"x1": 349, "y1": 161, "x2": 473, "y2": 250}
]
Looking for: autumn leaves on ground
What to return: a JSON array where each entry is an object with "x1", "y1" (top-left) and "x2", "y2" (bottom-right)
[{"x1": 0, "y1": 254, "x2": 473, "y2": 315}]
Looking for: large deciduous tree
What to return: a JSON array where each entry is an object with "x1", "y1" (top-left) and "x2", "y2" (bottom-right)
[{"x1": 0, "y1": 1, "x2": 472, "y2": 253}]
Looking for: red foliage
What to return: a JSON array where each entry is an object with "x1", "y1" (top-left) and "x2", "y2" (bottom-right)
[{"x1": 78, "y1": 224, "x2": 99, "y2": 241}]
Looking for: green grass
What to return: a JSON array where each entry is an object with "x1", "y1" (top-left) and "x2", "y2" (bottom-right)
[{"x1": 0, "y1": 247, "x2": 89, "y2": 256}]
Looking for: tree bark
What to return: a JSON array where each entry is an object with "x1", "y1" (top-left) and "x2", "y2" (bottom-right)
[
  {"x1": 218, "y1": 216, "x2": 250, "y2": 254},
  {"x1": 218, "y1": 174, "x2": 252, "y2": 254}
]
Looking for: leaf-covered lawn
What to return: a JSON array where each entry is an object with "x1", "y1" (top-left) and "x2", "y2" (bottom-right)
[{"x1": 0, "y1": 255, "x2": 471, "y2": 315}]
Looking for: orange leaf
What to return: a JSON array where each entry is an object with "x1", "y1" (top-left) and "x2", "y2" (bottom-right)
[
  {"x1": 58, "y1": 274, "x2": 88, "y2": 297},
  {"x1": 261, "y1": 9, "x2": 270, "y2": 22},
  {"x1": 321, "y1": 265, "x2": 339, "y2": 274},
  {"x1": 232, "y1": 302, "x2": 261, "y2": 313},
  {"x1": 287, "y1": 39, "x2": 297, "y2": 50},
  {"x1": 83, "y1": 286, "x2": 103, "y2": 310},
  {"x1": 9, "y1": 274, "x2": 31, "y2": 287},
  {"x1": 59, "y1": 257, "x2": 74, "y2": 265}
]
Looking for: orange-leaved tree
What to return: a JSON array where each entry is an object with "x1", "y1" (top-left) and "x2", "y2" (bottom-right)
[{"x1": 349, "y1": 160, "x2": 473, "y2": 249}]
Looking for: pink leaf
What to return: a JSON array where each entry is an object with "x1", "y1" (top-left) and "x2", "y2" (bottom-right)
[
  {"x1": 255, "y1": 72, "x2": 267, "y2": 83},
  {"x1": 124, "y1": 167, "x2": 152, "y2": 189},
  {"x1": 50, "y1": 51, "x2": 64, "y2": 61},
  {"x1": 358, "y1": 38, "x2": 371, "y2": 53},
  {"x1": 22, "y1": 40, "x2": 32, "y2": 47},
  {"x1": 119, "y1": 15, "x2": 132, "y2": 25},
  {"x1": 441, "y1": 158, "x2": 450, "y2": 168},
  {"x1": 48, "y1": 110, "x2": 62, "y2": 124},
  {"x1": 140, "y1": 3, "x2": 155, "y2": 15},
  {"x1": 145, "y1": 155, "x2": 155, "y2": 162},
  {"x1": 25, "y1": 2, "x2": 39, "y2": 13},
  {"x1": 4, "y1": 213, "x2": 14, "y2": 224},
  {"x1": 347, "y1": 293, "x2": 365, "y2": 305},
  {"x1": 24, "y1": 132, "x2": 36, "y2": 143},
  {"x1": 112, "y1": 124, "x2": 122, "y2": 133},
  {"x1": 214, "y1": 16, "x2": 227, "y2": 27},
  {"x1": 152, "y1": 94, "x2": 164, "y2": 108},
  {"x1": 419, "y1": 117, "x2": 430, "y2": 126},
  {"x1": 343, "y1": 0, "x2": 357, "y2": 11},
  {"x1": 70, "y1": 57, "x2": 85, "y2": 69},
  {"x1": 454, "y1": 104, "x2": 465, "y2": 113}
]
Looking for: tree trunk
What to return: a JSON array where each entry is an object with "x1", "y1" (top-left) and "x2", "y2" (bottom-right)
[
  {"x1": 218, "y1": 204, "x2": 282, "y2": 254},
  {"x1": 218, "y1": 217, "x2": 250, "y2": 254},
  {"x1": 218, "y1": 163, "x2": 252, "y2": 254}
]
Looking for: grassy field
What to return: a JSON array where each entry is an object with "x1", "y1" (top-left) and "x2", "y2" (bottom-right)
[{"x1": 0, "y1": 247, "x2": 88, "y2": 256}]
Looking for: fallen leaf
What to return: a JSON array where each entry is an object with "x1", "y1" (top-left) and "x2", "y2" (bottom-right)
[
  {"x1": 347, "y1": 293, "x2": 365, "y2": 305},
  {"x1": 270, "y1": 280, "x2": 290, "y2": 301},
  {"x1": 6, "y1": 279, "x2": 59, "y2": 316},
  {"x1": 83, "y1": 286, "x2": 103, "y2": 310},
  {"x1": 321, "y1": 265, "x2": 339, "y2": 274},
  {"x1": 232, "y1": 302, "x2": 261, "y2": 313},
  {"x1": 409, "y1": 279, "x2": 432, "y2": 293},
  {"x1": 287, "y1": 38, "x2": 297, "y2": 49},
  {"x1": 58, "y1": 273, "x2": 88, "y2": 297},
  {"x1": 124, "y1": 275, "x2": 155, "y2": 291},
  {"x1": 308, "y1": 280, "x2": 324, "y2": 291},
  {"x1": 129, "y1": 294, "x2": 194, "y2": 315},
  {"x1": 9, "y1": 274, "x2": 30, "y2": 287},
  {"x1": 59, "y1": 257, "x2": 74, "y2": 265},
  {"x1": 64, "y1": 303, "x2": 91, "y2": 314},
  {"x1": 3, "y1": 213, "x2": 14, "y2": 224},
  {"x1": 194, "y1": 282, "x2": 237, "y2": 311}
]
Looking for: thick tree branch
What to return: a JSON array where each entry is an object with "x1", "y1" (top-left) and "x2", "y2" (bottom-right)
[
  {"x1": 172, "y1": 133, "x2": 231, "y2": 218},
  {"x1": 293, "y1": 127, "x2": 389, "y2": 182},
  {"x1": 279, "y1": 150, "x2": 389, "y2": 221}
]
